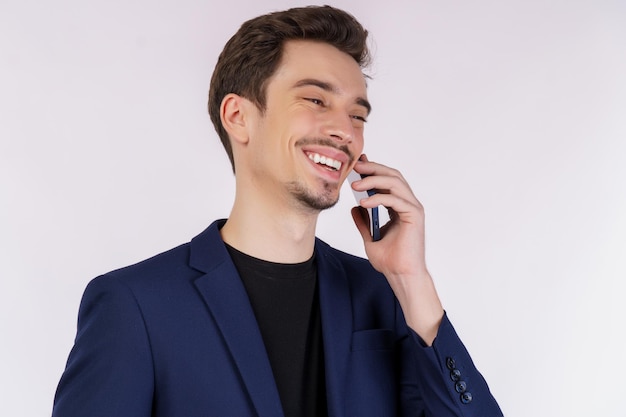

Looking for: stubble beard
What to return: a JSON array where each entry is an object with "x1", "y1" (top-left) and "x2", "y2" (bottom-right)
[{"x1": 287, "y1": 179, "x2": 340, "y2": 211}]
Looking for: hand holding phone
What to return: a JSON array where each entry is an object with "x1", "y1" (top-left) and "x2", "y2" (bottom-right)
[{"x1": 347, "y1": 169, "x2": 380, "y2": 241}]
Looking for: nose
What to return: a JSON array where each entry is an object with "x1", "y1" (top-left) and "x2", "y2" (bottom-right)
[{"x1": 320, "y1": 109, "x2": 356, "y2": 143}]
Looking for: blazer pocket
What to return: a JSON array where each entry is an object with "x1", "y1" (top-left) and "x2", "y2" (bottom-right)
[{"x1": 351, "y1": 329, "x2": 395, "y2": 352}]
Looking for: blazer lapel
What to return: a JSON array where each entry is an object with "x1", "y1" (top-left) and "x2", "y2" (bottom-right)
[
  {"x1": 190, "y1": 221, "x2": 284, "y2": 417},
  {"x1": 315, "y1": 240, "x2": 353, "y2": 417}
]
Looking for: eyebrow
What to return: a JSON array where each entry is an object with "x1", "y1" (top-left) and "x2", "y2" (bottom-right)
[{"x1": 292, "y1": 78, "x2": 372, "y2": 115}]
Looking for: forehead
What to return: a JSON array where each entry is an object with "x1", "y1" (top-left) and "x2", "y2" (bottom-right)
[{"x1": 268, "y1": 40, "x2": 368, "y2": 98}]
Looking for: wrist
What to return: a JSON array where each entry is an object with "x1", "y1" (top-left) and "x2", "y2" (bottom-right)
[{"x1": 391, "y1": 270, "x2": 444, "y2": 346}]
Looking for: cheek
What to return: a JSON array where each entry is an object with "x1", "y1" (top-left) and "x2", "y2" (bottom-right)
[
  {"x1": 265, "y1": 107, "x2": 309, "y2": 138},
  {"x1": 292, "y1": 112, "x2": 320, "y2": 136},
  {"x1": 354, "y1": 133, "x2": 365, "y2": 153}
]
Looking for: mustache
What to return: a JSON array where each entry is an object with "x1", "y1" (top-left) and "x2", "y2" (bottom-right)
[{"x1": 295, "y1": 137, "x2": 355, "y2": 163}]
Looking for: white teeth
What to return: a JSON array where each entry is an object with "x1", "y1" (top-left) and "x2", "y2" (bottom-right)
[{"x1": 307, "y1": 152, "x2": 342, "y2": 171}]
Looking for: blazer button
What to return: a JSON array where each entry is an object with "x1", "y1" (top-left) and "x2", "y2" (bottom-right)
[
  {"x1": 450, "y1": 369, "x2": 462, "y2": 382},
  {"x1": 461, "y1": 392, "x2": 473, "y2": 404},
  {"x1": 446, "y1": 357, "x2": 456, "y2": 370},
  {"x1": 455, "y1": 380, "x2": 467, "y2": 393}
]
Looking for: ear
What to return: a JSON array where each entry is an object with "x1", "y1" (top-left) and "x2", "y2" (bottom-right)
[{"x1": 220, "y1": 93, "x2": 253, "y2": 145}]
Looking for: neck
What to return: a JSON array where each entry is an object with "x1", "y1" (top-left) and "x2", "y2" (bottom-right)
[{"x1": 220, "y1": 186, "x2": 320, "y2": 264}]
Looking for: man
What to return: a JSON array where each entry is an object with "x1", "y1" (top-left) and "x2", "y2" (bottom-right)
[{"x1": 53, "y1": 5, "x2": 503, "y2": 417}]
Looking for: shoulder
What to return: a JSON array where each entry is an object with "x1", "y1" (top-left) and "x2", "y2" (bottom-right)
[
  {"x1": 105, "y1": 242, "x2": 192, "y2": 283},
  {"x1": 77, "y1": 242, "x2": 196, "y2": 311},
  {"x1": 93, "y1": 220, "x2": 227, "y2": 290}
]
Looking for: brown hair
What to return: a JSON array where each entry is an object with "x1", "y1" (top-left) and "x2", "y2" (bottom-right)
[{"x1": 208, "y1": 5, "x2": 370, "y2": 172}]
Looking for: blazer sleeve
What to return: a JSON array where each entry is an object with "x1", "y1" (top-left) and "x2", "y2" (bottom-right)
[
  {"x1": 398, "y1": 312, "x2": 504, "y2": 417},
  {"x1": 52, "y1": 275, "x2": 154, "y2": 417}
]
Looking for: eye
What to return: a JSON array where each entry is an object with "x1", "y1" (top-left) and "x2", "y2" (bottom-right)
[{"x1": 305, "y1": 98, "x2": 324, "y2": 106}]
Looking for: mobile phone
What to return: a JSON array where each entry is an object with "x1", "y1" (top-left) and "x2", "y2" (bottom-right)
[{"x1": 347, "y1": 170, "x2": 381, "y2": 241}]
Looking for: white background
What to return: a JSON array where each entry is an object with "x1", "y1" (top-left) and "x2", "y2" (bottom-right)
[{"x1": 1, "y1": 0, "x2": 625, "y2": 415}]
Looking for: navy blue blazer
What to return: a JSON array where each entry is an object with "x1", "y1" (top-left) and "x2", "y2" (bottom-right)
[{"x1": 53, "y1": 220, "x2": 502, "y2": 416}]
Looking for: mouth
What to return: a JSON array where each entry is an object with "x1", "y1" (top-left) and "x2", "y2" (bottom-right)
[{"x1": 305, "y1": 152, "x2": 343, "y2": 171}]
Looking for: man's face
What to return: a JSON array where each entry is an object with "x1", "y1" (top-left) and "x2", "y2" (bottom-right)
[{"x1": 244, "y1": 40, "x2": 370, "y2": 212}]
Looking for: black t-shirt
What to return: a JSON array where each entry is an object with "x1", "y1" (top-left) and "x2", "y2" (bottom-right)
[{"x1": 226, "y1": 244, "x2": 327, "y2": 417}]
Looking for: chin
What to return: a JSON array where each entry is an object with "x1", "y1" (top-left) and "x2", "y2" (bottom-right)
[
  {"x1": 288, "y1": 180, "x2": 340, "y2": 211},
  {"x1": 297, "y1": 193, "x2": 339, "y2": 211}
]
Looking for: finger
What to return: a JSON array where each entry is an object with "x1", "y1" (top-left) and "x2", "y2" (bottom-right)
[
  {"x1": 352, "y1": 173, "x2": 406, "y2": 194},
  {"x1": 353, "y1": 175, "x2": 419, "y2": 207},
  {"x1": 353, "y1": 159, "x2": 405, "y2": 180},
  {"x1": 359, "y1": 193, "x2": 423, "y2": 223}
]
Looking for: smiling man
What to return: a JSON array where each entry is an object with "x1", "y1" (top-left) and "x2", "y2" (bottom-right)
[{"x1": 53, "y1": 6, "x2": 503, "y2": 417}]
